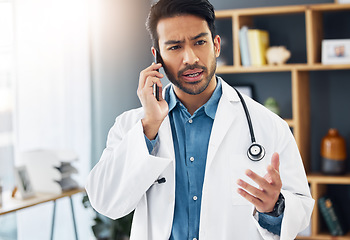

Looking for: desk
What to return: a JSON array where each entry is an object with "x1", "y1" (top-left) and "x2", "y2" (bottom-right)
[{"x1": 0, "y1": 188, "x2": 85, "y2": 240}]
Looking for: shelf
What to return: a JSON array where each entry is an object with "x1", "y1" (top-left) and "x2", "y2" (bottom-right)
[
  {"x1": 297, "y1": 232, "x2": 350, "y2": 240},
  {"x1": 215, "y1": 5, "x2": 305, "y2": 17},
  {"x1": 217, "y1": 65, "x2": 298, "y2": 73},
  {"x1": 310, "y1": 3, "x2": 350, "y2": 11},
  {"x1": 284, "y1": 119, "x2": 294, "y2": 127},
  {"x1": 216, "y1": 64, "x2": 350, "y2": 74},
  {"x1": 307, "y1": 173, "x2": 350, "y2": 185},
  {"x1": 238, "y1": 5, "x2": 306, "y2": 16},
  {"x1": 299, "y1": 64, "x2": 350, "y2": 71},
  {"x1": 215, "y1": 3, "x2": 350, "y2": 18}
]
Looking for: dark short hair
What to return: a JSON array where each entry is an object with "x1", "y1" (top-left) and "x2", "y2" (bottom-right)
[{"x1": 146, "y1": 0, "x2": 216, "y2": 51}]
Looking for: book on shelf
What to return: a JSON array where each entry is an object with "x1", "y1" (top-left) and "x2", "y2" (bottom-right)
[
  {"x1": 247, "y1": 29, "x2": 270, "y2": 66},
  {"x1": 20, "y1": 149, "x2": 80, "y2": 194},
  {"x1": 318, "y1": 196, "x2": 346, "y2": 236},
  {"x1": 239, "y1": 26, "x2": 251, "y2": 67}
]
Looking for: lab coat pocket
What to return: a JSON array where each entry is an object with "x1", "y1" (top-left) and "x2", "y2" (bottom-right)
[
  {"x1": 231, "y1": 195, "x2": 250, "y2": 206},
  {"x1": 229, "y1": 153, "x2": 272, "y2": 206}
]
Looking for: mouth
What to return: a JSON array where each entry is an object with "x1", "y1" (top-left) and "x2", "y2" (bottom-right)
[{"x1": 181, "y1": 69, "x2": 204, "y2": 82}]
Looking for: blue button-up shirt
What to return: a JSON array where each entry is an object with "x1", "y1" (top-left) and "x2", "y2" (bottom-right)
[
  {"x1": 167, "y1": 79, "x2": 222, "y2": 240},
  {"x1": 145, "y1": 77, "x2": 283, "y2": 239}
]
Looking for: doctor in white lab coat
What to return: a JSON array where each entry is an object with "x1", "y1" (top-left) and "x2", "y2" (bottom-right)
[{"x1": 86, "y1": 0, "x2": 314, "y2": 239}]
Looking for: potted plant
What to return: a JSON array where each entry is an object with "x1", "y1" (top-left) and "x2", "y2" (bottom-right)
[{"x1": 82, "y1": 194, "x2": 133, "y2": 240}]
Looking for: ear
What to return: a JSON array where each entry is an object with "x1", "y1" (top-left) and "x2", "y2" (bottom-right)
[{"x1": 213, "y1": 35, "x2": 221, "y2": 58}]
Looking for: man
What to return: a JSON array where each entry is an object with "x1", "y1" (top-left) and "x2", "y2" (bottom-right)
[{"x1": 86, "y1": 0, "x2": 314, "y2": 239}]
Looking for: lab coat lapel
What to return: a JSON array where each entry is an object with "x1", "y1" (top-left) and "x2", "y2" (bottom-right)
[
  {"x1": 158, "y1": 84, "x2": 175, "y2": 160},
  {"x1": 158, "y1": 115, "x2": 175, "y2": 158},
  {"x1": 157, "y1": 84, "x2": 176, "y2": 188},
  {"x1": 206, "y1": 80, "x2": 239, "y2": 169}
]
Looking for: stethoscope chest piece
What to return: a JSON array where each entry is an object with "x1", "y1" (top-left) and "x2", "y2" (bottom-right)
[
  {"x1": 247, "y1": 143, "x2": 265, "y2": 161},
  {"x1": 234, "y1": 87, "x2": 266, "y2": 162}
]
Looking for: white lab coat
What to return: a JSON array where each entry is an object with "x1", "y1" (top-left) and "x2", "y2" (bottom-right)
[{"x1": 86, "y1": 78, "x2": 314, "y2": 240}]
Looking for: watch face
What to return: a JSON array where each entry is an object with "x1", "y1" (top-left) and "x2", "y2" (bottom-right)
[
  {"x1": 276, "y1": 194, "x2": 285, "y2": 216},
  {"x1": 265, "y1": 193, "x2": 285, "y2": 217},
  {"x1": 276, "y1": 202, "x2": 283, "y2": 214}
]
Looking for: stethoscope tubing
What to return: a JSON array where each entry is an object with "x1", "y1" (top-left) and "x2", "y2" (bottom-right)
[{"x1": 234, "y1": 88, "x2": 265, "y2": 161}]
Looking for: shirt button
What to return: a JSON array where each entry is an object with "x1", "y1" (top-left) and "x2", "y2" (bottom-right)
[
  {"x1": 193, "y1": 196, "x2": 198, "y2": 201},
  {"x1": 190, "y1": 156, "x2": 194, "y2": 162},
  {"x1": 188, "y1": 119, "x2": 193, "y2": 123}
]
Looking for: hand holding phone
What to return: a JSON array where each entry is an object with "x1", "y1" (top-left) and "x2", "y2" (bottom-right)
[{"x1": 139, "y1": 50, "x2": 168, "y2": 140}]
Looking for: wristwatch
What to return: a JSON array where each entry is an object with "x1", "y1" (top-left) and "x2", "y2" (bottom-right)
[{"x1": 264, "y1": 193, "x2": 285, "y2": 217}]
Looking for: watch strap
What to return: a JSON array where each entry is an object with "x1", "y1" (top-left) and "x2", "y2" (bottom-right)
[{"x1": 264, "y1": 193, "x2": 285, "y2": 217}]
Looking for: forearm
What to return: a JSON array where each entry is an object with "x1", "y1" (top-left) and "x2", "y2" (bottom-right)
[
  {"x1": 279, "y1": 189, "x2": 314, "y2": 239},
  {"x1": 252, "y1": 190, "x2": 313, "y2": 239},
  {"x1": 86, "y1": 120, "x2": 172, "y2": 219},
  {"x1": 142, "y1": 118, "x2": 162, "y2": 140},
  {"x1": 258, "y1": 212, "x2": 283, "y2": 236}
]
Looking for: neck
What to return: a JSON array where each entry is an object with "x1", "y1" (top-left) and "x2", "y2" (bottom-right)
[{"x1": 174, "y1": 76, "x2": 217, "y2": 115}]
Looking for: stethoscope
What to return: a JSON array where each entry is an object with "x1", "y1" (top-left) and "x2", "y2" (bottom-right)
[
  {"x1": 234, "y1": 88, "x2": 265, "y2": 161},
  {"x1": 155, "y1": 87, "x2": 266, "y2": 184}
]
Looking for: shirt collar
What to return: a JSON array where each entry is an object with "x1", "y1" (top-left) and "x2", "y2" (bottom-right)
[
  {"x1": 167, "y1": 85, "x2": 178, "y2": 113},
  {"x1": 166, "y1": 76, "x2": 223, "y2": 120},
  {"x1": 204, "y1": 77, "x2": 222, "y2": 119}
]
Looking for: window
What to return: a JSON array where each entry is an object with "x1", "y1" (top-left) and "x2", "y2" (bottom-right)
[
  {"x1": 0, "y1": 0, "x2": 15, "y2": 193},
  {"x1": 0, "y1": 1, "x2": 17, "y2": 239}
]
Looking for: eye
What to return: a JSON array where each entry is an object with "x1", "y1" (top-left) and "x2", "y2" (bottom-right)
[
  {"x1": 168, "y1": 45, "x2": 180, "y2": 51},
  {"x1": 195, "y1": 40, "x2": 206, "y2": 46}
]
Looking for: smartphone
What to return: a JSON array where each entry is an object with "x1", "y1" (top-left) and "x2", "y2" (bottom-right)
[{"x1": 153, "y1": 50, "x2": 161, "y2": 101}]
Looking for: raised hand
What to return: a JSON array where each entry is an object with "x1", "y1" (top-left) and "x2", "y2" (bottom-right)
[
  {"x1": 237, "y1": 152, "x2": 282, "y2": 213},
  {"x1": 137, "y1": 63, "x2": 169, "y2": 140}
]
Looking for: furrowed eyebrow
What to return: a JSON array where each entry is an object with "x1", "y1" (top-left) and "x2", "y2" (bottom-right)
[
  {"x1": 164, "y1": 39, "x2": 184, "y2": 45},
  {"x1": 164, "y1": 32, "x2": 209, "y2": 45},
  {"x1": 191, "y1": 32, "x2": 208, "y2": 40}
]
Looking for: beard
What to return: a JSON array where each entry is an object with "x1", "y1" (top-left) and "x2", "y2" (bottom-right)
[{"x1": 162, "y1": 56, "x2": 217, "y2": 95}]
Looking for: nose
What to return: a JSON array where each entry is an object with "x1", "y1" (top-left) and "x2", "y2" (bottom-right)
[{"x1": 182, "y1": 47, "x2": 199, "y2": 65}]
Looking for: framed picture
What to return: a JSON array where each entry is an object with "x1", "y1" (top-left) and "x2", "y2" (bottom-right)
[
  {"x1": 234, "y1": 85, "x2": 254, "y2": 99},
  {"x1": 322, "y1": 39, "x2": 350, "y2": 64},
  {"x1": 335, "y1": 0, "x2": 350, "y2": 4},
  {"x1": 14, "y1": 166, "x2": 35, "y2": 199}
]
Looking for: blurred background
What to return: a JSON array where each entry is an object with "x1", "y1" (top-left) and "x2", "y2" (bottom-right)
[{"x1": 0, "y1": 0, "x2": 345, "y2": 239}]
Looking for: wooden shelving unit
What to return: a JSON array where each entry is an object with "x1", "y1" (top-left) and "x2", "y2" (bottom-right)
[
  {"x1": 215, "y1": 3, "x2": 350, "y2": 239},
  {"x1": 305, "y1": 174, "x2": 350, "y2": 240}
]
